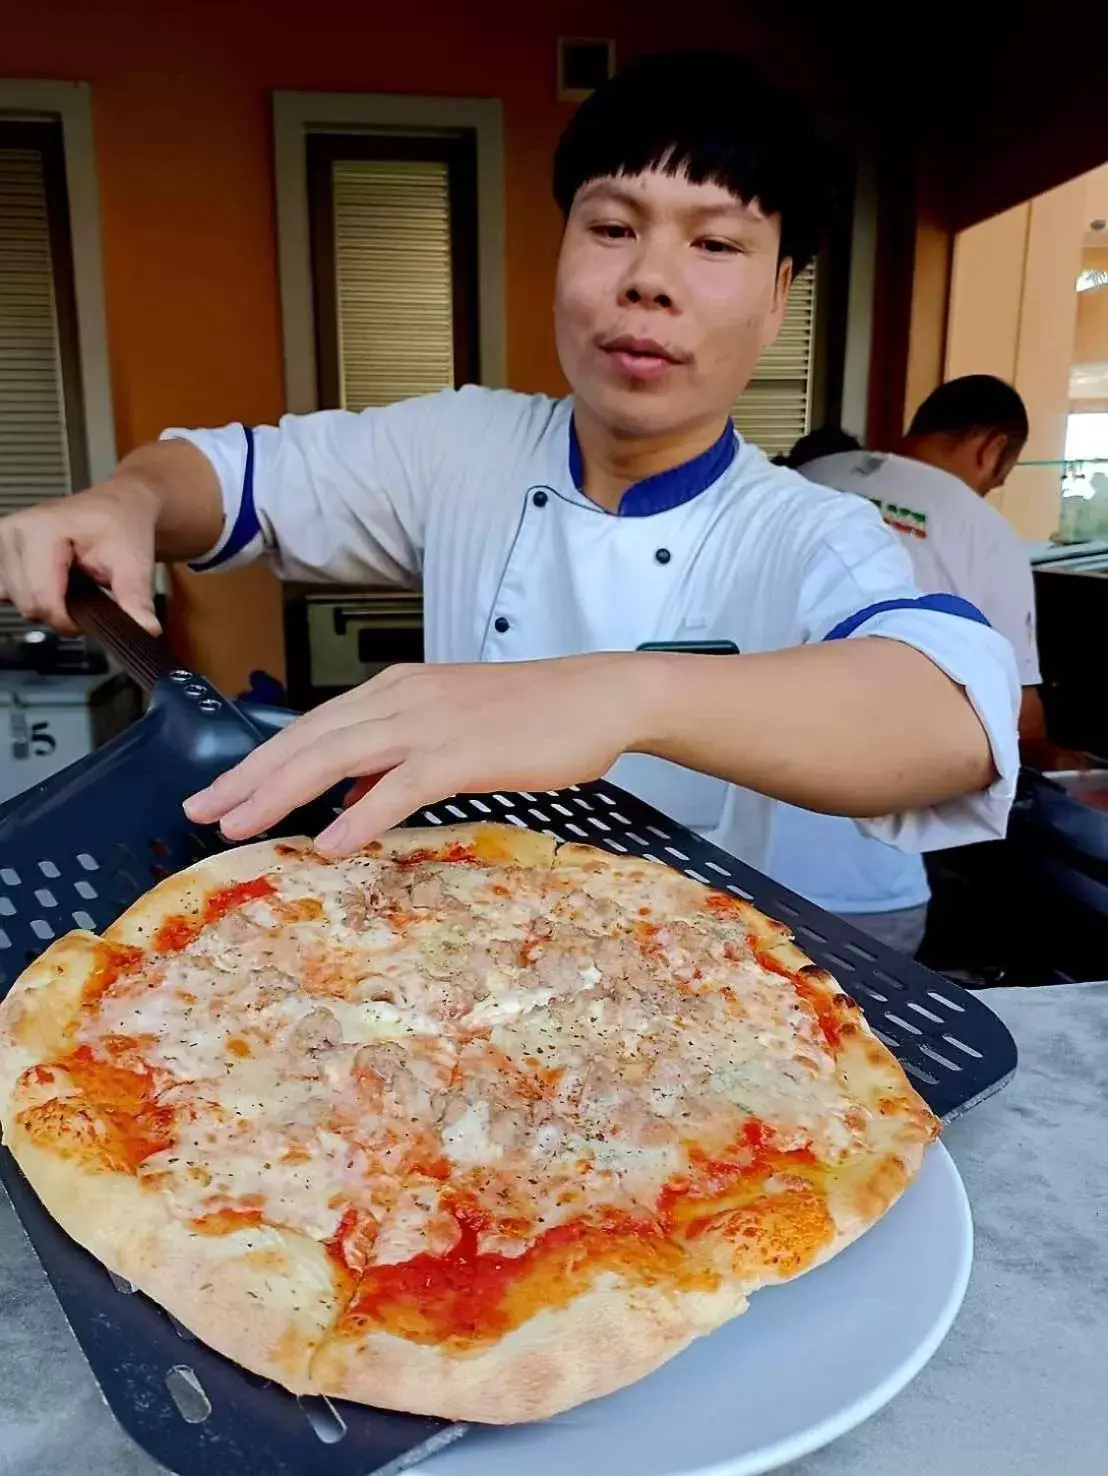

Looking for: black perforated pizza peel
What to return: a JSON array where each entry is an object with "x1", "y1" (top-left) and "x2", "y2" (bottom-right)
[{"x1": 0, "y1": 575, "x2": 1017, "y2": 1475}]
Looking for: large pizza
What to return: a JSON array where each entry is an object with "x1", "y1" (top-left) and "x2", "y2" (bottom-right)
[{"x1": 0, "y1": 823, "x2": 938, "y2": 1422}]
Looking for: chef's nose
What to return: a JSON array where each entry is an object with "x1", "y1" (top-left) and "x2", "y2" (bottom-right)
[{"x1": 618, "y1": 240, "x2": 678, "y2": 310}]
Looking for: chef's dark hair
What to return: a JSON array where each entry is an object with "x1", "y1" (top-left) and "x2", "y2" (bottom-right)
[
  {"x1": 909, "y1": 376, "x2": 1029, "y2": 449},
  {"x1": 552, "y1": 50, "x2": 831, "y2": 275}
]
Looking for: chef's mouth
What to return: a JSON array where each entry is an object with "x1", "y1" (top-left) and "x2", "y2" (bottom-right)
[{"x1": 599, "y1": 337, "x2": 688, "y2": 381}]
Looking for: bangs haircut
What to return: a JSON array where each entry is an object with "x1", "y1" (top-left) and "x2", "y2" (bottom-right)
[{"x1": 552, "y1": 50, "x2": 832, "y2": 275}]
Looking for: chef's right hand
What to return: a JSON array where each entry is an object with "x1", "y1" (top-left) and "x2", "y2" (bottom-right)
[{"x1": 0, "y1": 478, "x2": 162, "y2": 636}]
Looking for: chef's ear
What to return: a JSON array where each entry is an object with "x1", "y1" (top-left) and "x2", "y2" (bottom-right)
[{"x1": 759, "y1": 258, "x2": 794, "y2": 351}]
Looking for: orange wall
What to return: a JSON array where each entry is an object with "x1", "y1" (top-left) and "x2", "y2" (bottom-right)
[
  {"x1": 3, "y1": 0, "x2": 847, "y2": 692},
  {"x1": 945, "y1": 176, "x2": 1088, "y2": 540}
]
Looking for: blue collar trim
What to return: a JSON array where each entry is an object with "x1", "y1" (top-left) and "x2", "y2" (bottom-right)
[{"x1": 567, "y1": 417, "x2": 738, "y2": 517}]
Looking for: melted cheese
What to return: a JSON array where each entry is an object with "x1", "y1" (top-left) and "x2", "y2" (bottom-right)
[{"x1": 56, "y1": 838, "x2": 882, "y2": 1269}]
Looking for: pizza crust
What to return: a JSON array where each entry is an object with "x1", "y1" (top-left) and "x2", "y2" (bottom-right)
[{"x1": 311, "y1": 1269, "x2": 749, "y2": 1423}]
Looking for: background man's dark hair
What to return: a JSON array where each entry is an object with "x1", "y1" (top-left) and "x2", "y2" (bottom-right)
[
  {"x1": 909, "y1": 376, "x2": 1029, "y2": 451},
  {"x1": 552, "y1": 50, "x2": 832, "y2": 276},
  {"x1": 779, "y1": 426, "x2": 862, "y2": 469}
]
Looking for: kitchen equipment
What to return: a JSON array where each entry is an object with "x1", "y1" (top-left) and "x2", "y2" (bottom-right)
[
  {"x1": 1033, "y1": 554, "x2": 1108, "y2": 757},
  {"x1": 0, "y1": 669, "x2": 142, "y2": 805},
  {"x1": 284, "y1": 586, "x2": 423, "y2": 710},
  {"x1": 0, "y1": 571, "x2": 1016, "y2": 1476}
]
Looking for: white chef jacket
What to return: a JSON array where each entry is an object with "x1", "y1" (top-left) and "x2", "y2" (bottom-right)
[
  {"x1": 767, "y1": 449, "x2": 1039, "y2": 914},
  {"x1": 164, "y1": 387, "x2": 1020, "y2": 874}
]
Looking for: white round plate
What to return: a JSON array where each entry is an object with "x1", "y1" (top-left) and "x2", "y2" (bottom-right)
[{"x1": 422, "y1": 1142, "x2": 972, "y2": 1476}]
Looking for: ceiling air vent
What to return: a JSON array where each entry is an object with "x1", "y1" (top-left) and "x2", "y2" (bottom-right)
[{"x1": 557, "y1": 38, "x2": 615, "y2": 101}]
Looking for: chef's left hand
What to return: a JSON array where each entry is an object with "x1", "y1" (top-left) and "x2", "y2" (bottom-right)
[{"x1": 184, "y1": 655, "x2": 655, "y2": 855}]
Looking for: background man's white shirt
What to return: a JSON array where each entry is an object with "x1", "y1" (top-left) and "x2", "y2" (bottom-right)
[
  {"x1": 767, "y1": 449, "x2": 1038, "y2": 917},
  {"x1": 163, "y1": 389, "x2": 1020, "y2": 877}
]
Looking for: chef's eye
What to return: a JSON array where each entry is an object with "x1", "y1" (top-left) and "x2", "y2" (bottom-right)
[
  {"x1": 590, "y1": 222, "x2": 634, "y2": 241},
  {"x1": 696, "y1": 237, "x2": 741, "y2": 255}
]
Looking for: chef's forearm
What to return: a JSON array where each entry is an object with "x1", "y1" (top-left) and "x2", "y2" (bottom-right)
[
  {"x1": 628, "y1": 641, "x2": 996, "y2": 816},
  {"x1": 111, "y1": 438, "x2": 226, "y2": 563}
]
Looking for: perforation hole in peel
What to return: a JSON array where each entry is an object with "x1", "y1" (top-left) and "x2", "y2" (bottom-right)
[
  {"x1": 0, "y1": 868, "x2": 21, "y2": 886},
  {"x1": 167, "y1": 1315, "x2": 196, "y2": 1342},
  {"x1": 0, "y1": 897, "x2": 13, "y2": 916},
  {"x1": 299, "y1": 1395, "x2": 348, "y2": 1444},
  {"x1": 926, "y1": 989, "x2": 965, "y2": 1014},
  {"x1": 843, "y1": 939, "x2": 877, "y2": 962},
  {"x1": 885, "y1": 1012, "x2": 922, "y2": 1037},
  {"x1": 872, "y1": 968, "x2": 908, "y2": 991},
  {"x1": 30, "y1": 919, "x2": 54, "y2": 941},
  {"x1": 37, "y1": 860, "x2": 60, "y2": 878},
  {"x1": 72, "y1": 912, "x2": 96, "y2": 930},
  {"x1": 919, "y1": 1041, "x2": 962, "y2": 1072},
  {"x1": 902, "y1": 1059, "x2": 940, "y2": 1087},
  {"x1": 108, "y1": 1271, "x2": 136, "y2": 1294},
  {"x1": 0, "y1": 929, "x2": 11, "y2": 950},
  {"x1": 794, "y1": 924, "x2": 827, "y2": 945},
  {"x1": 149, "y1": 838, "x2": 171, "y2": 857},
  {"x1": 725, "y1": 883, "x2": 754, "y2": 901},
  {"x1": 150, "y1": 864, "x2": 169, "y2": 882},
  {"x1": 76, "y1": 854, "x2": 98, "y2": 872},
  {"x1": 943, "y1": 1033, "x2": 983, "y2": 1060},
  {"x1": 74, "y1": 879, "x2": 97, "y2": 900},
  {"x1": 905, "y1": 1000, "x2": 944, "y2": 1024},
  {"x1": 34, "y1": 889, "x2": 57, "y2": 908},
  {"x1": 165, "y1": 1366, "x2": 212, "y2": 1424}
]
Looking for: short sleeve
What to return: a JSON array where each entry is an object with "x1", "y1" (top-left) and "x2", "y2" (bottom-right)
[
  {"x1": 969, "y1": 520, "x2": 1042, "y2": 685},
  {"x1": 796, "y1": 495, "x2": 1021, "y2": 853},
  {"x1": 161, "y1": 388, "x2": 485, "y2": 586}
]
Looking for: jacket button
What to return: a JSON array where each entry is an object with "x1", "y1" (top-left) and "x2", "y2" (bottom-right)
[
  {"x1": 532, "y1": 489, "x2": 548, "y2": 507},
  {"x1": 654, "y1": 547, "x2": 672, "y2": 565},
  {"x1": 494, "y1": 616, "x2": 510, "y2": 634}
]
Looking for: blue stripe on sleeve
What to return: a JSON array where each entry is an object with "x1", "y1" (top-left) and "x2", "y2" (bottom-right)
[
  {"x1": 189, "y1": 425, "x2": 260, "y2": 571},
  {"x1": 823, "y1": 593, "x2": 991, "y2": 642}
]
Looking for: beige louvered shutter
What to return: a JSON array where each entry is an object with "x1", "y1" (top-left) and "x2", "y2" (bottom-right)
[
  {"x1": 732, "y1": 263, "x2": 816, "y2": 458},
  {"x1": 332, "y1": 159, "x2": 455, "y2": 411},
  {"x1": 0, "y1": 145, "x2": 72, "y2": 634}
]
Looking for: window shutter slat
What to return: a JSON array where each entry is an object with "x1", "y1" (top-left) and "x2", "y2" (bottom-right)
[
  {"x1": 0, "y1": 146, "x2": 72, "y2": 635},
  {"x1": 732, "y1": 264, "x2": 816, "y2": 456},
  {"x1": 331, "y1": 160, "x2": 455, "y2": 410}
]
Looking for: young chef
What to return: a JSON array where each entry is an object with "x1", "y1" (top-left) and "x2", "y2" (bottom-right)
[{"x1": 0, "y1": 50, "x2": 1019, "y2": 866}]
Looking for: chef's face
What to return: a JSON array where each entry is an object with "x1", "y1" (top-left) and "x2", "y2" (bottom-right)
[{"x1": 555, "y1": 169, "x2": 792, "y2": 440}]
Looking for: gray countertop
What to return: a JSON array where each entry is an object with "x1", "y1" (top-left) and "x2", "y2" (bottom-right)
[{"x1": 2, "y1": 983, "x2": 1106, "y2": 1476}]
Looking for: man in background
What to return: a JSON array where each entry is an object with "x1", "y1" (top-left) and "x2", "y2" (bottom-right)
[{"x1": 767, "y1": 375, "x2": 1041, "y2": 953}]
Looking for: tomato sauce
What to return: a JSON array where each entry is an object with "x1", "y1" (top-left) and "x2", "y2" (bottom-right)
[
  {"x1": 153, "y1": 877, "x2": 278, "y2": 954},
  {"x1": 788, "y1": 972, "x2": 856, "y2": 1052},
  {"x1": 346, "y1": 1207, "x2": 694, "y2": 1347},
  {"x1": 393, "y1": 844, "x2": 479, "y2": 870},
  {"x1": 51, "y1": 1042, "x2": 174, "y2": 1169},
  {"x1": 81, "y1": 942, "x2": 145, "y2": 1007},
  {"x1": 192, "y1": 1207, "x2": 264, "y2": 1235}
]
